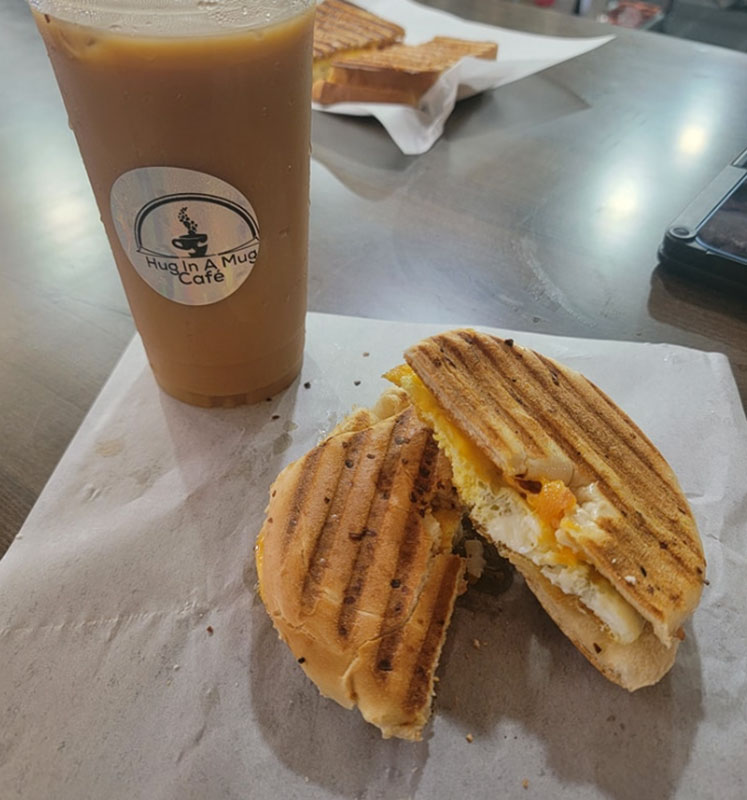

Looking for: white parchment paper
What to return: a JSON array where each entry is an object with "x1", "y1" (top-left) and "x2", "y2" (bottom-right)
[
  {"x1": 312, "y1": 0, "x2": 614, "y2": 154},
  {"x1": 1, "y1": 313, "x2": 746, "y2": 799}
]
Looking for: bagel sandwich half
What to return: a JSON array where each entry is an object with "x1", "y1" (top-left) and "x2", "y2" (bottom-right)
[
  {"x1": 256, "y1": 389, "x2": 466, "y2": 739},
  {"x1": 387, "y1": 329, "x2": 706, "y2": 690}
]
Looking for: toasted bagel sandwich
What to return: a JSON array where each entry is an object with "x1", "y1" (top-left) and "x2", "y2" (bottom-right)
[
  {"x1": 256, "y1": 389, "x2": 466, "y2": 740},
  {"x1": 313, "y1": 36, "x2": 498, "y2": 107},
  {"x1": 387, "y1": 329, "x2": 706, "y2": 690}
]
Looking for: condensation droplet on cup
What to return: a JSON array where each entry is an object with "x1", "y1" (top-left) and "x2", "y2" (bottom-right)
[{"x1": 279, "y1": 228, "x2": 289, "y2": 239}]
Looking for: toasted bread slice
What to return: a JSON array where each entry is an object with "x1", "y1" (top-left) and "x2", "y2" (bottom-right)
[
  {"x1": 313, "y1": 0, "x2": 405, "y2": 82},
  {"x1": 256, "y1": 395, "x2": 466, "y2": 739},
  {"x1": 313, "y1": 36, "x2": 498, "y2": 106},
  {"x1": 389, "y1": 329, "x2": 706, "y2": 689}
]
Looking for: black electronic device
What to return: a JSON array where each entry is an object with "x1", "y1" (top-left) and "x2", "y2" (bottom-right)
[{"x1": 659, "y1": 147, "x2": 747, "y2": 294}]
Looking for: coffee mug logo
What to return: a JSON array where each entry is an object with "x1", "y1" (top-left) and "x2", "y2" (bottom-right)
[
  {"x1": 111, "y1": 167, "x2": 260, "y2": 306},
  {"x1": 173, "y1": 207, "x2": 208, "y2": 257}
]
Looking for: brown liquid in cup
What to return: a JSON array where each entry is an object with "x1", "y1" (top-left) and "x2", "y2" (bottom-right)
[{"x1": 34, "y1": 7, "x2": 314, "y2": 406}]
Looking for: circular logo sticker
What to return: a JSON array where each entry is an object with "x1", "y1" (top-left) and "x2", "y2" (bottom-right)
[{"x1": 110, "y1": 166, "x2": 260, "y2": 306}]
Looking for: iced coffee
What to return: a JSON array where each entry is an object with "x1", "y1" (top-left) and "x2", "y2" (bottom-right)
[{"x1": 32, "y1": 0, "x2": 314, "y2": 406}]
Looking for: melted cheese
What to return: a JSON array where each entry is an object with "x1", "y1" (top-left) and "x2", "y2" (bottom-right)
[
  {"x1": 385, "y1": 365, "x2": 499, "y2": 485},
  {"x1": 387, "y1": 365, "x2": 645, "y2": 645}
]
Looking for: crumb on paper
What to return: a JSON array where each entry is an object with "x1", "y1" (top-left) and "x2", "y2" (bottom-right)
[
  {"x1": 304, "y1": 381, "x2": 311, "y2": 389},
  {"x1": 173, "y1": 664, "x2": 180, "y2": 671},
  {"x1": 363, "y1": 352, "x2": 370, "y2": 357},
  {"x1": 271, "y1": 414, "x2": 280, "y2": 420},
  {"x1": 206, "y1": 625, "x2": 214, "y2": 635},
  {"x1": 522, "y1": 779, "x2": 529, "y2": 789},
  {"x1": 465, "y1": 733, "x2": 474, "y2": 743},
  {"x1": 166, "y1": 679, "x2": 172, "y2": 687},
  {"x1": 354, "y1": 380, "x2": 361, "y2": 386},
  {"x1": 472, "y1": 638, "x2": 481, "y2": 650}
]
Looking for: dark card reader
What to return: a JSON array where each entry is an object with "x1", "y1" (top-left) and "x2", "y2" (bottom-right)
[{"x1": 659, "y1": 147, "x2": 747, "y2": 294}]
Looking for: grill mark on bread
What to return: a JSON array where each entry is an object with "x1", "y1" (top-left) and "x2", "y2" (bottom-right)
[
  {"x1": 440, "y1": 335, "x2": 528, "y2": 453},
  {"x1": 372, "y1": 435, "x2": 442, "y2": 675},
  {"x1": 521, "y1": 351, "x2": 701, "y2": 560},
  {"x1": 281, "y1": 444, "x2": 326, "y2": 554},
  {"x1": 314, "y1": 0, "x2": 404, "y2": 60},
  {"x1": 459, "y1": 334, "x2": 698, "y2": 573},
  {"x1": 300, "y1": 427, "x2": 376, "y2": 611},
  {"x1": 411, "y1": 434, "x2": 442, "y2": 506},
  {"x1": 424, "y1": 341, "x2": 507, "y2": 448},
  {"x1": 445, "y1": 334, "x2": 551, "y2": 459},
  {"x1": 511, "y1": 350, "x2": 697, "y2": 584},
  {"x1": 534, "y1": 352, "x2": 686, "y2": 510},
  {"x1": 579, "y1": 375, "x2": 699, "y2": 548},
  {"x1": 372, "y1": 510, "x2": 425, "y2": 677},
  {"x1": 402, "y1": 555, "x2": 463, "y2": 713},
  {"x1": 336, "y1": 412, "x2": 418, "y2": 639},
  {"x1": 372, "y1": 553, "x2": 463, "y2": 712},
  {"x1": 327, "y1": 37, "x2": 496, "y2": 72},
  {"x1": 416, "y1": 336, "x2": 524, "y2": 460}
]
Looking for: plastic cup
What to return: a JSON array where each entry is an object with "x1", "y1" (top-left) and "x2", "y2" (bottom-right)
[{"x1": 30, "y1": 0, "x2": 315, "y2": 406}]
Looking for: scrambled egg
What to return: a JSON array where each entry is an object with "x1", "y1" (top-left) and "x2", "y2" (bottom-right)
[{"x1": 387, "y1": 365, "x2": 645, "y2": 645}]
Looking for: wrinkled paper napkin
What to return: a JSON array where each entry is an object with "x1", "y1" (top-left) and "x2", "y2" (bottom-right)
[
  {"x1": 312, "y1": 0, "x2": 614, "y2": 154},
  {"x1": 1, "y1": 313, "x2": 746, "y2": 799}
]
